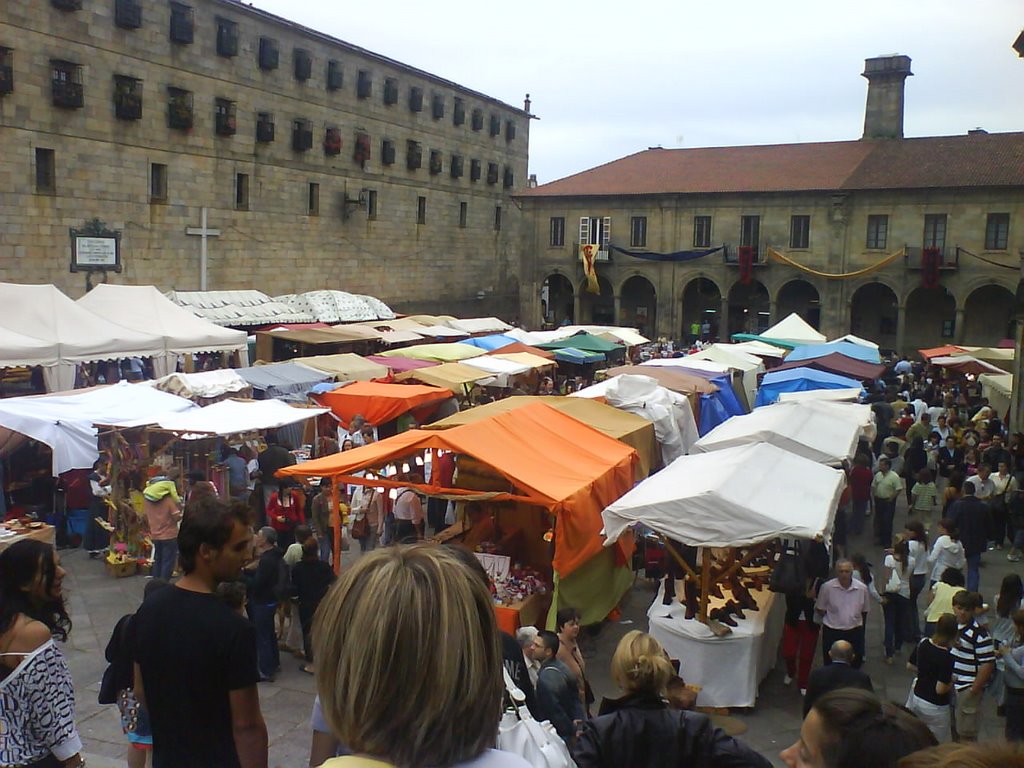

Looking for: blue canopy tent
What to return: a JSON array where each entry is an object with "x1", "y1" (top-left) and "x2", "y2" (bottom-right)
[
  {"x1": 675, "y1": 368, "x2": 748, "y2": 434},
  {"x1": 459, "y1": 333, "x2": 519, "y2": 351},
  {"x1": 785, "y1": 340, "x2": 882, "y2": 365},
  {"x1": 754, "y1": 367, "x2": 862, "y2": 407}
]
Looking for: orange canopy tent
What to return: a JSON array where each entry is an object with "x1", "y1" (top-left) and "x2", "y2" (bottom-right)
[
  {"x1": 486, "y1": 341, "x2": 556, "y2": 360},
  {"x1": 278, "y1": 401, "x2": 637, "y2": 622},
  {"x1": 313, "y1": 381, "x2": 454, "y2": 428},
  {"x1": 919, "y1": 345, "x2": 965, "y2": 360}
]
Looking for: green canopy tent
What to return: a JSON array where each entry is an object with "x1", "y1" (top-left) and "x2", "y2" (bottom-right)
[{"x1": 537, "y1": 332, "x2": 626, "y2": 357}]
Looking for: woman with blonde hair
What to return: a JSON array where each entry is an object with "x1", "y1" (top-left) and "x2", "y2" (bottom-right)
[
  {"x1": 313, "y1": 544, "x2": 529, "y2": 768},
  {"x1": 572, "y1": 630, "x2": 770, "y2": 768}
]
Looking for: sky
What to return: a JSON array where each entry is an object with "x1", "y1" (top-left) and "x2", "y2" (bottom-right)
[{"x1": 248, "y1": 0, "x2": 1023, "y2": 184}]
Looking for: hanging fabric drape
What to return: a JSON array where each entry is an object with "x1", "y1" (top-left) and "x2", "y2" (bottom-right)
[
  {"x1": 766, "y1": 246, "x2": 906, "y2": 279},
  {"x1": 921, "y1": 247, "x2": 941, "y2": 289},
  {"x1": 609, "y1": 244, "x2": 724, "y2": 262},
  {"x1": 738, "y1": 246, "x2": 754, "y2": 285},
  {"x1": 958, "y1": 247, "x2": 1018, "y2": 271}
]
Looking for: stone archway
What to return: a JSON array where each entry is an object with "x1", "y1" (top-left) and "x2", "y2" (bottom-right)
[
  {"x1": 727, "y1": 280, "x2": 770, "y2": 336},
  {"x1": 579, "y1": 276, "x2": 615, "y2": 325},
  {"x1": 541, "y1": 273, "x2": 574, "y2": 327},
  {"x1": 620, "y1": 275, "x2": 657, "y2": 337},
  {"x1": 776, "y1": 279, "x2": 821, "y2": 330},
  {"x1": 850, "y1": 282, "x2": 899, "y2": 352},
  {"x1": 681, "y1": 277, "x2": 722, "y2": 342},
  {"x1": 904, "y1": 285, "x2": 956, "y2": 353},
  {"x1": 962, "y1": 284, "x2": 1015, "y2": 346}
]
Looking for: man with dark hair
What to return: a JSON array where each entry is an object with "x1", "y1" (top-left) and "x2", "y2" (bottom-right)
[
  {"x1": 950, "y1": 591, "x2": 995, "y2": 743},
  {"x1": 256, "y1": 432, "x2": 295, "y2": 527},
  {"x1": 133, "y1": 496, "x2": 267, "y2": 768},
  {"x1": 781, "y1": 688, "x2": 936, "y2": 768},
  {"x1": 948, "y1": 481, "x2": 991, "y2": 592},
  {"x1": 243, "y1": 526, "x2": 284, "y2": 683},
  {"x1": 532, "y1": 630, "x2": 582, "y2": 745},
  {"x1": 803, "y1": 640, "x2": 874, "y2": 716}
]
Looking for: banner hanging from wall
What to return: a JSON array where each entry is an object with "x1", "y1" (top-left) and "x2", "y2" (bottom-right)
[
  {"x1": 609, "y1": 244, "x2": 724, "y2": 262},
  {"x1": 579, "y1": 243, "x2": 601, "y2": 294}
]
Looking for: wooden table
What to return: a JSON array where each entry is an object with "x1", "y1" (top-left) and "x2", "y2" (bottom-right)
[
  {"x1": 494, "y1": 592, "x2": 551, "y2": 634},
  {"x1": 0, "y1": 524, "x2": 56, "y2": 553}
]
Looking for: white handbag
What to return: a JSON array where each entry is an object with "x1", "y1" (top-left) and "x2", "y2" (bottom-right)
[{"x1": 496, "y1": 667, "x2": 576, "y2": 768}]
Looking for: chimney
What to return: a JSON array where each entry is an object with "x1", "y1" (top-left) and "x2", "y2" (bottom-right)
[{"x1": 861, "y1": 54, "x2": 913, "y2": 139}]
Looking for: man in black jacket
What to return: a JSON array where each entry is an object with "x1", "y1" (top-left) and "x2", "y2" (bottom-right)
[
  {"x1": 948, "y1": 480, "x2": 991, "y2": 592},
  {"x1": 243, "y1": 526, "x2": 284, "y2": 682},
  {"x1": 802, "y1": 640, "x2": 873, "y2": 716},
  {"x1": 533, "y1": 630, "x2": 582, "y2": 745}
]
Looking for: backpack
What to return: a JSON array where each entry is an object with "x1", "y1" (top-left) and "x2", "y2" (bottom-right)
[{"x1": 273, "y1": 552, "x2": 292, "y2": 603}]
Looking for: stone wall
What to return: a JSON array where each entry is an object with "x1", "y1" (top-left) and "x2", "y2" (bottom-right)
[{"x1": 0, "y1": 0, "x2": 528, "y2": 318}]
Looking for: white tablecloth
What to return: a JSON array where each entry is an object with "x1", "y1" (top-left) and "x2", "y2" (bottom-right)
[{"x1": 647, "y1": 581, "x2": 785, "y2": 708}]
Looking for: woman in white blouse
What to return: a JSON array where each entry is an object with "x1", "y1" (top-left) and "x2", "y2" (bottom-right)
[
  {"x1": 881, "y1": 537, "x2": 914, "y2": 665},
  {"x1": 0, "y1": 539, "x2": 82, "y2": 768}
]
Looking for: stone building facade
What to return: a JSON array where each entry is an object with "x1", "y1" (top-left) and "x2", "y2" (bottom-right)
[
  {"x1": 517, "y1": 56, "x2": 1024, "y2": 354},
  {"x1": 0, "y1": 0, "x2": 529, "y2": 316}
]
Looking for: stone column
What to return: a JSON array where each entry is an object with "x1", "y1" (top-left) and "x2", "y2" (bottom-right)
[
  {"x1": 896, "y1": 304, "x2": 907, "y2": 355},
  {"x1": 613, "y1": 294, "x2": 622, "y2": 326},
  {"x1": 720, "y1": 295, "x2": 730, "y2": 339},
  {"x1": 954, "y1": 307, "x2": 965, "y2": 345},
  {"x1": 573, "y1": 292, "x2": 582, "y2": 325}
]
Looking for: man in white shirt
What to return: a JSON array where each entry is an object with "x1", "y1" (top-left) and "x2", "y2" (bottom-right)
[{"x1": 516, "y1": 626, "x2": 541, "y2": 687}]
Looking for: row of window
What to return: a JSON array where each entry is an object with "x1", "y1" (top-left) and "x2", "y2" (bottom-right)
[
  {"x1": 32, "y1": 148, "x2": 505, "y2": 228},
  {"x1": 41, "y1": 1, "x2": 519, "y2": 140},
  {"x1": 549, "y1": 212, "x2": 1013, "y2": 252}
]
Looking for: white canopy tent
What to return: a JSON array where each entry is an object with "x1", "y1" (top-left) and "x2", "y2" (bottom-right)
[
  {"x1": 832, "y1": 333, "x2": 880, "y2": 350},
  {"x1": 572, "y1": 374, "x2": 699, "y2": 461},
  {"x1": 692, "y1": 400, "x2": 861, "y2": 465},
  {"x1": 0, "y1": 382, "x2": 195, "y2": 476},
  {"x1": 0, "y1": 283, "x2": 168, "y2": 391},
  {"x1": 146, "y1": 370, "x2": 251, "y2": 401},
  {"x1": 603, "y1": 442, "x2": 844, "y2": 548},
  {"x1": 446, "y1": 317, "x2": 513, "y2": 335},
  {"x1": 0, "y1": 328, "x2": 61, "y2": 369},
  {"x1": 728, "y1": 340, "x2": 789, "y2": 359},
  {"x1": 460, "y1": 355, "x2": 532, "y2": 387},
  {"x1": 78, "y1": 284, "x2": 248, "y2": 363},
  {"x1": 776, "y1": 388, "x2": 862, "y2": 403},
  {"x1": 979, "y1": 373, "x2": 1012, "y2": 418},
  {"x1": 760, "y1": 313, "x2": 826, "y2": 346},
  {"x1": 115, "y1": 398, "x2": 328, "y2": 438}
]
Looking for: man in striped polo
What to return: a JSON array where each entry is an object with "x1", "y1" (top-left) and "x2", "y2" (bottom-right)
[{"x1": 950, "y1": 590, "x2": 995, "y2": 742}]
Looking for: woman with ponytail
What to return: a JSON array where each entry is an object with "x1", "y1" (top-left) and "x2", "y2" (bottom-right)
[{"x1": 571, "y1": 630, "x2": 770, "y2": 768}]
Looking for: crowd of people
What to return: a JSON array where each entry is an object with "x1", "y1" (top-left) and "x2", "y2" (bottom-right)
[{"x1": 5, "y1": 354, "x2": 1024, "y2": 767}]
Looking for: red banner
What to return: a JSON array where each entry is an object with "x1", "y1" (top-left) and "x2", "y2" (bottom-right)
[
  {"x1": 738, "y1": 246, "x2": 754, "y2": 285},
  {"x1": 921, "y1": 247, "x2": 941, "y2": 289}
]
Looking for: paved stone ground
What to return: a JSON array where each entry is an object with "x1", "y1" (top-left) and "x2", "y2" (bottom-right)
[{"x1": 66, "y1": 494, "x2": 1012, "y2": 767}]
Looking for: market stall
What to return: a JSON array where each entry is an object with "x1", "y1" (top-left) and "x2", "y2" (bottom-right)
[
  {"x1": 693, "y1": 400, "x2": 861, "y2": 465},
  {"x1": 0, "y1": 382, "x2": 195, "y2": 477},
  {"x1": 147, "y1": 370, "x2": 252, "y2": 404},
  {"x1": 0, "y1": 282, "x2": 168, "y2": 391},
  {"x1": 426, "y1": 395, "x2": 658, "y2": 479},
  {"x1": 602, "y1": 441, "x2": 844, "y2": 708},
  {"x1": 254, "y1": 326, "x2": 381, "y2": 363},
  {"x1": 784, "y1": 340, "x2": 882, "y2": 365},
  {"x1": 771, "y1": 352, "x2": 886, "y2": 382},
  {"x1": 376, "y1": 343, "x2": 487, "y2": 363},
  {"x1": 76, "y1": 284, "x2": 249, "y2": 367},
  {"x1": 95, "y1": 398, "x2": 329, "y2": 566},
  {"x1": 394, "y1": 363, "x2": 492, "y2": 394},
  {"x1": 754, "y1": 367, "x2": 863, "y2": 406},
  {"x1": 485, "y1": 342, "x2": 556, "y2": 360},
  {"x1": 233, "y1": 361, "x2": 333, "y2": 402},
  {"x1": 278, "y1": 401, "x2": 638, "y2": 628},
  {"x1": 0, "y1": 521, "x2": 56, "y2": 553},
  {"x1": 289, "y1": 353, "x2": 389, "y2": 382},
  {"x1": 930, "y1": 354, "x2": 1008, "y2": 377},
  {"x1": 312, "y1": 381, "x2": 455, "y2": 428}
]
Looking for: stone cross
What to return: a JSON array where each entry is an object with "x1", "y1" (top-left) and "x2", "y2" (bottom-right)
[{"x1": 185, "y1": 207, "x2": 221, "y2": 291}]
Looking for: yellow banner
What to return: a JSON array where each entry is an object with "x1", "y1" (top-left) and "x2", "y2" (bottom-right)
[
  {"x1": 766, "y1": 246, "x2": 906, "y2": 279},
  {"x1": 579, "y1": 243, "x2": 600, "y2": 294}
]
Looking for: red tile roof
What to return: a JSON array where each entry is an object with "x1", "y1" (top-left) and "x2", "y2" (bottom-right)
[{"x1": 521, "y1": 133, "x2": 1024, "y2": 197}]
